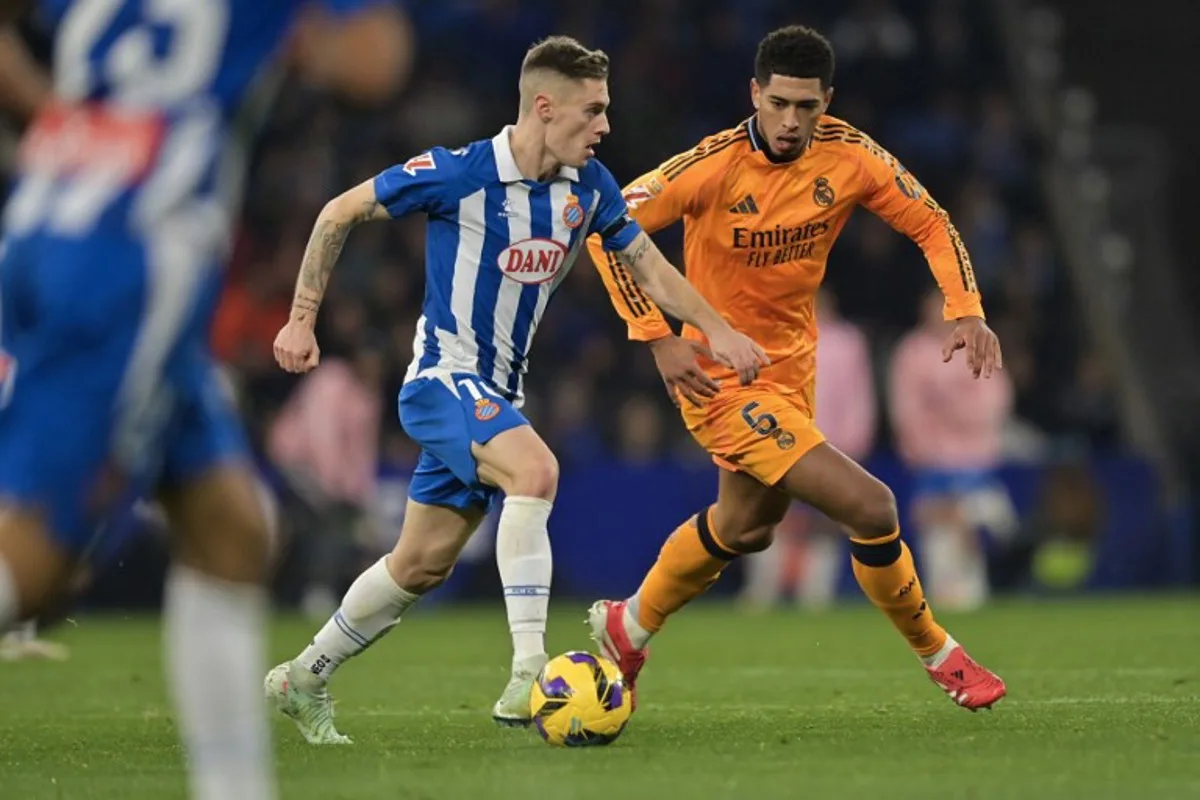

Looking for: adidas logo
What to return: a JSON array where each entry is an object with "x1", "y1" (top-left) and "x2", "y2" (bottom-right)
[
  {"x1": 951, "y1": 669, "x2": 965, "y2": 681},
  {"x1": 728, "y1": 194, "x2": 759, "y2": 214}
]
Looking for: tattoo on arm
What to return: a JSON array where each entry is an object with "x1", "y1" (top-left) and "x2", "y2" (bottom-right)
[
  {"x1": 295, "y1": 198, "x2": 382, "y2": 306},
  {"x1": 616, "y1": 236, "x2": 651, "y2": 270}
]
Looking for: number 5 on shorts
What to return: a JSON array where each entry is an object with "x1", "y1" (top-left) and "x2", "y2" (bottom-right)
[{"x1": 740, "y1": 401, "x2": 778, "y2": 436}]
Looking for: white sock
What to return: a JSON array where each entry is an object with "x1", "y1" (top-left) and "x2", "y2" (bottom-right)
[
  {"x1": 921, "y1": 633, "x2": 959, "y2": 669},
  {"x1": 622, "y1": 595, "x2": 653, "y2": 650},
  {"x1": 10, "y1": 620, "x2": 36, "y2": 642},
  {"x1": 0, "y1": 557, "x2": 18, "y2": 630},
  {"x1": 293, "y1": 556, "x2": 419, "y2": 687},
  {"x1": 738, "y1": 548, "x2": 785, "y2": 608},
  {"x1": 495, "y1": 496, "x2": 553, "y2": 667},
  {"x1": 164, "y1": 566, "x2": 274, "y2": 800},
  {"x1": 799, "y1": 533, "x2": 842, "y2": 609}
]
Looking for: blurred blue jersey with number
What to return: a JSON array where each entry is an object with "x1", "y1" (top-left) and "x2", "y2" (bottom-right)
[{"x1": 0, "y1": 0, "x2": 386, "y2": 549}]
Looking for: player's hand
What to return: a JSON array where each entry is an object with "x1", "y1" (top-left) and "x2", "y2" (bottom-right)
[
  {"x1": 648, "y1": 335, "x2": 721, "y2": 407},
  {"x1": 707, "y1": 326, "x2": 770, "y2": 385},
  {"x1": 943, "y1": 316, "x2": 1002, "y2": 378},
  {"x1": 274, "y1": 320, "x2": 321, "y2": 374}
]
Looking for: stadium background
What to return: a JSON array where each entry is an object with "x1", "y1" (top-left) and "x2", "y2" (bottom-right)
[{"x1": 2, "y1": 0, "x2": 1197, "y2": 613}]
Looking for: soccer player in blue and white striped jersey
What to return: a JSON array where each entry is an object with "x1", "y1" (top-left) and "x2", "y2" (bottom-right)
[{"x1": 267, "y1": 36, "x2": 768, "y2": 741}]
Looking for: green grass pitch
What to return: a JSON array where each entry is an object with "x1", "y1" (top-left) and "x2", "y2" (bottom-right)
[{"x1": 1, "y1": 595, "x2": 1198, "y2": 799}]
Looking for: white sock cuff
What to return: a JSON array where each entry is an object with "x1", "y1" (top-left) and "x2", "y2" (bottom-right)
[
  {"x1": 167, "y1": 565, "x2": 266, "y2": 609},
  {"x1": 503, "y1": 495, "x2": 554, "y2": 513}
]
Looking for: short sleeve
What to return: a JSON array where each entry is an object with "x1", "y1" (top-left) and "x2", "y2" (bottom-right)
[{"x1": 372, "y1": 147, "x2": 456, "y2": 218}]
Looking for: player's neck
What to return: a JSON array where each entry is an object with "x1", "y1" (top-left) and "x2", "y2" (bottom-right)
[
  {"x1": 752, "y1": 115, "x2": 806, "y2": 164},
  {"x1": 509, "y1": 120, "x2": 562, "y2": 183}
]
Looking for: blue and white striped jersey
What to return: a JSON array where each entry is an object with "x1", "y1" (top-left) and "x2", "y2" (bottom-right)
[
  {"x1": 8, "y1": 0, "x2": 386, "y2": 240},
  {"x1": 374, "y1": 127, "x2": 643, "y2": 405}
]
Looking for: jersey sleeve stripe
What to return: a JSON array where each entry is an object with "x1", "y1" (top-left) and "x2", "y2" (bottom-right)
[
  {"x1": 605, "y1": 251, "x2": 652, "y2": 317},
  {"x1": 663, "y1": 133, "x2": 749, "y2": 181},
  {"x1": 947, "y1": 222, "x2": 978, "y2": 293},
  {"x1": 658, "y1": 125, "x2": 747, "y2": 175},
  {"x1": 659, "y1": 129, "x2": 744, "y2": 175}
]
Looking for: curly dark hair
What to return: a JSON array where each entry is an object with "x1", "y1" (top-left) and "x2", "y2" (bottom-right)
[{"x1": 755, "y1": 25, "x2": 835, "y2": 89}]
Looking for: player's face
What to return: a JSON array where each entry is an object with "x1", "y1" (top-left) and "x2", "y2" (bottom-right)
[
  {"x1": 751, "y1": 75, "x2": 832, "y2": 159},
  {"x1": 545, "y1": 78, "x2": 611, "y2": 167}
]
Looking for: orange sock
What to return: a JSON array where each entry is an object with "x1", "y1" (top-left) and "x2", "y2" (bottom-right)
[
  {"x1": 633, "y1": 506, "x2": 737, "y2": 633},
  {"x1": 850, "y1": 531, "x2": 948, "y2": 658}
]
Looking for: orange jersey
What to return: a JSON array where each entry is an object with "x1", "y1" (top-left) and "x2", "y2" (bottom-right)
[{"x1": 586, "y1": 115, "x2": 984, "y2": 396}]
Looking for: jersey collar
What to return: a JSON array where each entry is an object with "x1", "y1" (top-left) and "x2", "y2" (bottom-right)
[
  {"x1": 746, "y1": 115, "x2": 802, "y2": 165},
  {"x1": 492, "y1": 126, "x2": 580, "y2": 184}
]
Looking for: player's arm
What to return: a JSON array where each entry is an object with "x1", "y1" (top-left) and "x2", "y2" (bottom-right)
[
  {"x1": 588, "y1": 160, "x2": 766, "y2": 384},
  {"x1": 287, "y1": 1, "x2": 414, "y2": 104},
  {"x1": 0, "y1": 25, "x2": 50, "y2": 121},
  {"x1": 586, "y1": 155, "x2": 715, "y2": 344},
  {"x1": 613, "y1": 231, "x2": 768, "y2": 385},
  {"x1": 857, "y1": 143, "x2": 1002, "y2": 378},
  {"x1": 286, "y1": 179, "x2": 389, "y2": 328},
  {"x1": 276, "y1": 149, "x2": 449, "y2": 373},
  {"x1": 586, "y1": 154, "x2": 725, "y2": 401}
]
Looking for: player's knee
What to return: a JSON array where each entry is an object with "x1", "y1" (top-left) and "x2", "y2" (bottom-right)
[
  {"x1": 390, "y1": 557, "x2": 454, "y2": 595},
  {"x1": 507, "y1": 451, "x2": 559, "y2": 501},
  {"x1": 214, "y1": 510, "x2": 272, "y2": 583},
  {"x1": 0, "y1": 508, "x2": 73, "y2": 620},
  {"x1": 178, "y1": 505, "x2": 271, "y2": 585},
  {"x1": 722, "y1": 524, "x2": 776, "y2": 554},
  {"x1": 846, "y1": 482, "x2": 899, "y2": 541}
]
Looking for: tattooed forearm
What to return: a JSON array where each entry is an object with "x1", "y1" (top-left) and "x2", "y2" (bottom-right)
[
  {"x1": 298, "y1": 218, "x2": 350, "y2": 296},
  {"x1": 617, "y1": 236, "x2": 651, "y2": 270},
  {"x1": 292, "y1": 198, "x2": 382, "y2": 320}
]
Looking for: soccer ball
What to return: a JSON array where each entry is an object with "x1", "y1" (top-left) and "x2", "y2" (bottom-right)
[{"x1": 529, "y1": 651, "x2": 632, "y2": 747}]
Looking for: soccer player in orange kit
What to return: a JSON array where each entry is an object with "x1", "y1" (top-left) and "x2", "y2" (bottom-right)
[{"x1": 585, "y1": 25, "x2": 1006, "y2": 712}]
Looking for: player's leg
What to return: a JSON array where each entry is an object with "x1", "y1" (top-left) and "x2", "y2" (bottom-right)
[
  {"x1": 796, "y1": 511, "x2": 845, "y2": 610},
  {"x1": 777, "y1": 444, "x2": 1006, "y2": 710},
  {"x1": 398, "y1": 372, "x2": 558, "y2": 724},
  {"x1": 149, "y1": 318, "x2": 284, "y2": 800},
  {"x1": 590, "y1": 466, "x2": 790, "y2": 704},
  {"x1": 912, "y1": 483, "x2": 983, "y2": 611},
  {"x1": 0, "y1": 620, "x2": 70, "y2": 661},
  {"x1": 268, "y1": 487, "x2": 484, "y2": 744},
  {"x1": 588, "y1": 389, "x2": 808, "y2": 702},
  {"x1": 157, "y1": 462, "x2": 275, "y2": 798},
  {"x1": 0, "y1": 509, "x2": 73, "y2": 633},
  {"x1": 0, "y1": 233, "x2": 141, "y2": 635},
  {"x1": 471, "y1": 423, "x2": 559, "y2": 723}
]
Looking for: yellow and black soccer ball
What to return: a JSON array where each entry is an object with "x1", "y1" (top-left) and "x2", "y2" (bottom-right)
[{"x1": 529, "y1": 651, "x2": 632, "y2": 747}]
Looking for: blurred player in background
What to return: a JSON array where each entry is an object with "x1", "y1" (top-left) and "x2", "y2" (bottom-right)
[
  {"x1": 890, "y1": 286, "x2": 1017, "y2": 611},
  {"x1": 0, "y1": 1, "x2": 411, "y2": 797},
  {"x1": 266, "y1": 36, "x2": 766, "y2": 743},
  {"x1": 0, "y1": 12, "x2": 61, "y2": 661},
  {"x1": 588, "y1": 25, "x2": 1007, "y2": 711}
]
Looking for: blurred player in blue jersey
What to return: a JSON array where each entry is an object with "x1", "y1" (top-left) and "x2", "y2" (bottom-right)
[
  {"x1": 0, "y1": 1, "x2": 411, "y2": 797},
  {"x1": 265, "y1": 35, "x2": 768, "y2": 742}
]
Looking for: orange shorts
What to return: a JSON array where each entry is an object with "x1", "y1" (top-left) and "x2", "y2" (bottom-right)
[{"x1": 679, "y1": 383, "x2": 825, "y2": 486}]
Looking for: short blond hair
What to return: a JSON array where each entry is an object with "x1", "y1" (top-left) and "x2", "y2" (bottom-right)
[{"x1": 521, "y1": 36, "x2": 610, "y2": 81}]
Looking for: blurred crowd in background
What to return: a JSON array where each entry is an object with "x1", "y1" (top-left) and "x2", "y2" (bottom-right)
[
  {"x1": 216, "y1": 0, "x2": 1118, "y2": 475},
  {"x1": 2, "y1": 0, "x2": 1153, "y2": 618}
]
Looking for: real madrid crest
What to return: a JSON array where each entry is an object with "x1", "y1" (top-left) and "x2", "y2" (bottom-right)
[
  {"x1": 812, "y1": 176, "x2": 835, "y2": 208},
  {"x1": 562, "y1": 193, "x2": 584, "y2": 229}
]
